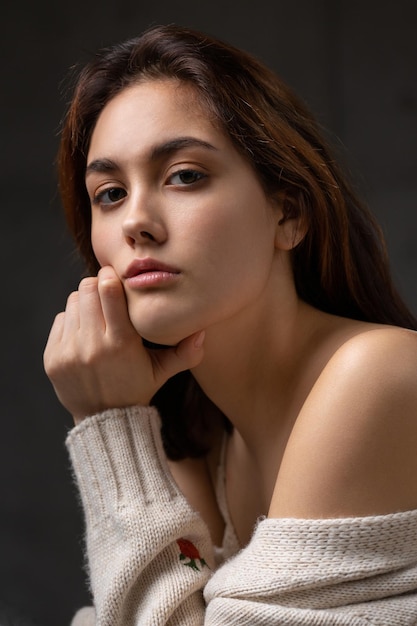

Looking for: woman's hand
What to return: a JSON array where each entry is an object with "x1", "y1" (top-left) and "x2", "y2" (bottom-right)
[{"x1": 44, "y1": 266, "x2": 205, "y2": 424}]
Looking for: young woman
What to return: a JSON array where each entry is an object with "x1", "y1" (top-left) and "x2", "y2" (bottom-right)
[{"x1": 44, "y1": 24, "x2": 417, "y2": 625}]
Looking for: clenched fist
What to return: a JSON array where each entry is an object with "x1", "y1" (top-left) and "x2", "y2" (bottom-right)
[{"x1": 44, "y1": 266, "x2": 205, "y2": 424}]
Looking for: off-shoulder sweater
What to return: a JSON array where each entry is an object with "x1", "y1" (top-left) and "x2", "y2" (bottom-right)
[{"x1": 67, "y1": 406, "x2": 417, "y2": 625}]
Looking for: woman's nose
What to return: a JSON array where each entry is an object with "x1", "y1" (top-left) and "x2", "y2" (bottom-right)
[{"x1": 122, "y1": 192, "x2": 167, "y2": 246}]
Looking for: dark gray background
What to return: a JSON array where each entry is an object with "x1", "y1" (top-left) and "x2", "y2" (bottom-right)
[{"x1": 1, "y1": 1, "x2": 416, "y2": 624}]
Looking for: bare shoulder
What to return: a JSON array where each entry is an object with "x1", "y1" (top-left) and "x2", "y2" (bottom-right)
[
  {"x1": 303, "y1": 324, "x2": 417, "y2": 424},
  {"x1": 317, "y1": 325, "x2": 417, "y2": 407},
  {"x1": 270, "y1": 325, "x2": 417, "y2": 519},
  {"x1": 328, "y1": 323, "x2": 417, "y2": 376}
]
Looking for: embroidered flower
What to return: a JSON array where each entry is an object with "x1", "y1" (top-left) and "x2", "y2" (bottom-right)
[{"x1": 177, "y1": 538, "x2": 207, "y2": 571}]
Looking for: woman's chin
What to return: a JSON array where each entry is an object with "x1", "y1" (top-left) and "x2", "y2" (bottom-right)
[
  {"x1": 135, "y1": 324, "x2": 185, "y2": 349},
  {"x1": 128, "y1": 307, "x2": 200, "y2": 349}
]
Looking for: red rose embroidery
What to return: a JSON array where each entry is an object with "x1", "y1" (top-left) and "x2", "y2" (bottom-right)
[{"x1": 177, "y1": 538, "x2": 207, "y2": 571}]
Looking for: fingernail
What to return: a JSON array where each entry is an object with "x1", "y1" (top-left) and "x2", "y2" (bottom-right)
[
  {"x1": 194, "y1": 330, "x2": 205, "y2": 349},
  {"x1": 98, "y1": 266, "x2": 115, "y2": 281}
]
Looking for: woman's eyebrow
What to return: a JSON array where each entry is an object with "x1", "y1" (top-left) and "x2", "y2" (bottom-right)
[
  {"x1": 85, "y1": 158, "x2": 118, "y2": 177},
  {"x1": 149, "y1": 136, "x2": 218, "y2": 160},
  {"x1": 85, "y1": 137, "x2": 218, "y2": 178}
]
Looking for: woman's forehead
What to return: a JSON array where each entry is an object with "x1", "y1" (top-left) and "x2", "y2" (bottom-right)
[{"x1": 87, "y1": 80, "x2": 227, "y2": 161}]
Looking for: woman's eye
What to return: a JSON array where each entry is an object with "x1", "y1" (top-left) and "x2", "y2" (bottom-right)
[
  {"x1": 169, "y1": 169, "x2": 206, "y2": 186},
  {"x1": 93, "y1": 187, "x2": 127, "y2": 206}
]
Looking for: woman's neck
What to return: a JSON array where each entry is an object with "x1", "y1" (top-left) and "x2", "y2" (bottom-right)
[
  {"x1": 192, "y1": 293, "x2": 313, "y2": 437},
  {"x1": 191, "y1": 292, "x2": 362, "y2": 464}
]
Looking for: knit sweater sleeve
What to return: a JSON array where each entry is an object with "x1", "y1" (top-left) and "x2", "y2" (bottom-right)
[
  {"x1": 67, "y1": 407, "x2": 417, "y2": 626},
  {"x1": 205, "y1": 512, "x2": 417, "y2": 624},
  {"x1": 66, "y1": 406, "x2": 213, "y2": 626}
]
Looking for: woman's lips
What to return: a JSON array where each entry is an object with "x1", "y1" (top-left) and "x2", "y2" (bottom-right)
[{"x1": 123, "y1": 258, "x2": 181, "y2": 289}]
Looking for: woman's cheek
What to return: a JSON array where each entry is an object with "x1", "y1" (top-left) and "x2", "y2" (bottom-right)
[{"x1": 91, "y1": 223, "x2": 118, "y2": 268}]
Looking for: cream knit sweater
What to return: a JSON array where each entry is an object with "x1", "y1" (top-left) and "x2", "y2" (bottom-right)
[{"x1": 67, "y1": 406, "x2": 417, "y2": 625}]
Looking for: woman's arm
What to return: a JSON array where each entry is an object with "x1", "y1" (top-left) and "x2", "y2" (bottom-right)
[
  {"x1": 205, "y1": 510, "x2": 417, "y2": 624},
  {"x1": 67, "y1": 406, "x2": 213, "y2": 626},
  {"x1": 44, "y1": 266, "x2": 211, "y2": 624}
]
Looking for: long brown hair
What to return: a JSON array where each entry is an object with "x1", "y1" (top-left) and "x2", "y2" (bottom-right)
[{"x1": 57, "y1": 24, "x2": 417, "y2": 458}]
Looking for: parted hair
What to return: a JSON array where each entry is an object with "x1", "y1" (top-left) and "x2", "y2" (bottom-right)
[{"x1": 58, "y1": 24, "x2": 417, "y2": 458}]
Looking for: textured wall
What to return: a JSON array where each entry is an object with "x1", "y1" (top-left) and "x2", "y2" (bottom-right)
[{"x1": 1, "y1": 1, "x2": 416, "y2": 624}]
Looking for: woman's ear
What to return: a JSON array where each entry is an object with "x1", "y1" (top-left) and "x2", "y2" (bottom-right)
[{"x1": 274, "y1": 195, "x2": 307, "y2": 251}]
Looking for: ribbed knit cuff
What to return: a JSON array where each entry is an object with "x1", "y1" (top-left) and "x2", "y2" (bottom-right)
[
  {"x1": 66, "y1": 406, "x2": 214, "y2": 625},
  {"x1": 66, "y1": 406, "x2": 193, "y2": 527}
]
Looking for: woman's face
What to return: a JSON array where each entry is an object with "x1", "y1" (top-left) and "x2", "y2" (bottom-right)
[{"x1": 86, "y1": 80, "x2": 281, "y2": 345}]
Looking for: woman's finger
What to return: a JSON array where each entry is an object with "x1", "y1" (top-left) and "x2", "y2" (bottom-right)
[
  {"x1": 43, "y1": 311, "x2": 65, "y2": 372},
  {"x1": 61, "y1": 290, "x2": 81, "y2": 342},
  {"x1": 78, "y1": 275, "x2": 106, "y2": 337},
  {"x1": 97, "y1": 266, "x2": 134, "y2": 338},
  {"x1": 150, "y1": 330, "x2": 206, "y2": 386}
]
